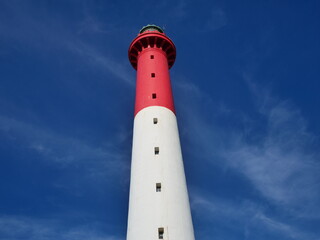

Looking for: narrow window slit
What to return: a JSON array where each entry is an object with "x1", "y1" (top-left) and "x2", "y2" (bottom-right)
[
  {"x1": 150, "y1": 55, "x2": 154, "y2": 59},
  {"x1": 158, "y1": 228, "x2": 164, "y2": 239},
  {"x1": 151, "y1": 73, "x2": 155, "y2": 78},
  {"x1": 152, "y1": 93, "x2": 157, "y2": 99},
  {"x1": 154, "y1": 147, "x2": 159, "y2": 155},
  {"x1": 156, "y1": 183, "x2": 161, "y2": 192},
  {"x1": 153, "y1": 118, "x2": 158, "y2": 124}
]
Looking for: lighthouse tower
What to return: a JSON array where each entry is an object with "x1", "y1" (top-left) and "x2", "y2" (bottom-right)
[{"x1": 126, "y1": 25, "x2": 195, "y2": 240}]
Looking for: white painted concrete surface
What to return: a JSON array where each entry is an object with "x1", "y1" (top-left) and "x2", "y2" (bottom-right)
[{"x1": 126, "y1": 106, "x2": 195, "y2": 240}]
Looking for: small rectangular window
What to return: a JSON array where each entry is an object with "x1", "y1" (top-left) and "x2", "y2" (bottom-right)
[
  {"x1": 150, "y1": 55, "x2": 154, "y2": 59},
  {"x1": 158, "y1": 228, "x2": 164, "y2": 239},
  {"x1": 151, "y1": 73, "x2": 155, "y2": 78},
  {"x1": 154, "y1": 147, "x2": 159, "y2": 155},
  {"x1": 153, "y1": 118, "x2": 158, "y2": 124},
  {"x1": 156, "y1": 183, "x2": 161, "y2": 192},
  {"x1": 152, "y1": 93, "x2": 157, "y2": 99}
]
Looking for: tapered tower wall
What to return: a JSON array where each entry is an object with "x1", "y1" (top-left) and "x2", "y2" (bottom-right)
[{"x1": 126, "y1": 25, "x2": 195, "y2": 240}]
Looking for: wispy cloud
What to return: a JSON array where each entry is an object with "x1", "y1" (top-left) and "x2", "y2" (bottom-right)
[
  {"x1": 204, "y1": 8, "x2": 227, "y2": 31},
  {"x1": 254, "y1": 213, "x2": 305, "y2": 240},
  {"x1": 0, "y1": 114, "x2": 129, "y2": 182},
  {"x1": 66, "y1": 42, "x2": 134, "y2": 86},
  {"x1": 191, "y1": 192, "x2": 259, "y2": 222},
  {"x1": 0, "y1": 0, "x2": 133, "y2": 86},
  {"x1": 0, "y1": 215, "x2": 123, "y2": 240},
  {"x1": 220, "y1": 79, "x2": 320, "y2": 217},
  {"x1": 175, "y1": 76, "x2": 320, "y2": 239},
  {"x1": 191, "y1": 192, "x2": 318, "y2": 240},
  {"x1": 175, "y1": 76, "x2": 320, "y2": 220}
]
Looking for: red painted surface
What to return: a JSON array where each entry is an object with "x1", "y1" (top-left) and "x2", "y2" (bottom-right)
[{"x1": 129, "y1": 31, "x2": 176, "y2": 116}]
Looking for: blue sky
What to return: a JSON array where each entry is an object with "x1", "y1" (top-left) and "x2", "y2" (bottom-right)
[{"x1": 0, "y1": 0, "x2": 320, "y2": 239}]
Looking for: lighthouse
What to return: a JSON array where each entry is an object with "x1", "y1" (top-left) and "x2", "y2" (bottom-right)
[{"x1": 126, "y1": 25, "x2": 195, "y2": 240}]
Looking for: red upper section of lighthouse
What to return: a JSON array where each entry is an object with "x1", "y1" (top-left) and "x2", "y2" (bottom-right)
[{"x1": 129, "y1": 25, "x2": 177, "y2": 116}]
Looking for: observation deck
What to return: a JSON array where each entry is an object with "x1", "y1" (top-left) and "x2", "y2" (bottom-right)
[{"x1": 128, "y1": 24, "x2": 176, "y2": 70}]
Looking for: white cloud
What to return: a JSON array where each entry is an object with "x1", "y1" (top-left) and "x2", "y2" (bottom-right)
[
  {"x1": 0, "y1": 215, "x2": 123, "y2": 240},
  {"x1": 0, "y1": 1, "x2": 134, "y2": 86},
  {"x1": 66, "y1": 42, "x2": 134, "y2": 86},
  {"x1": 220, "y1": 86, "x2": 320, "y2": 218},
  {"x1": 254, "y1": 213, "x2": 301, "y2": 239},
  {"x1": 191, "y1": 193, "x2": 318, "y2": 240},
  {"x1": 191, "y1": 192, "x2": 259, "y2": 221},
  {"x1": 0, "y1": 115, "x2": 129, "y2": 181},
  {"x1": 175, "y1": 78, "x2": 320, "y2": 220},
  {"x1": 204, "y1": 8, "x2": 227, "y2": 31}
]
